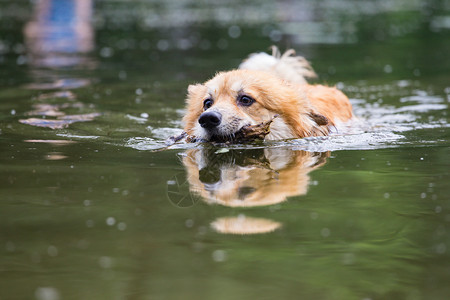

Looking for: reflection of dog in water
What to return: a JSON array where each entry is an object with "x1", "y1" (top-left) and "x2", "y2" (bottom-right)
[{"x1": 182, "y1": 148, "x2": 329, "y2": 207}]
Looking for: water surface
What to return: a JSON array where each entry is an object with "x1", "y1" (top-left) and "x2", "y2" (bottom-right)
[{"x1": 1, "y1": 1, "x2": 449, "y2": 299}]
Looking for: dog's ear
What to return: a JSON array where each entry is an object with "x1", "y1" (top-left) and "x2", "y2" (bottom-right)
[
  {"x1": 183, "y1": 84, "x2": 207, "y2": 134},
  {"x1": 308, "y1": 112, "x2": 329, "y2": 126},
  {"x1": 188, "y1": 84, "x2": 204, "y2": 97},
  {"x1": 186, "y1": 84, "x2": 207, "y2": 106}
]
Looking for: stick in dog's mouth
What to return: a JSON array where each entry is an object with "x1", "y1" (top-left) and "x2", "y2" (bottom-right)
[{"x1": 167, "y1": 115, "x2": 278, "y2": 145}]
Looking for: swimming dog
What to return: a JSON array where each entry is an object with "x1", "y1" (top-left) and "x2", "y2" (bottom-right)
[{"x1": 183, "y1": 47, "x2": 353, "y2": 142}]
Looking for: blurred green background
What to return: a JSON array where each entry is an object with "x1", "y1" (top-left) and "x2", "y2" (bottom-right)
[{"x1": 0, "y1": 1, "x2": 449, "y2": 299}]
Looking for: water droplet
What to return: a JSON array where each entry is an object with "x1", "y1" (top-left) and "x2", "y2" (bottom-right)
[
  {"x1": 320, "y1": 228, "x2": 330, "y2": 237},
  {"x1": 383, "y1": 64, "x2": 392, "y2": 73},
  {"x1": 197, "y1": 226, "x2": 207, "y2": 236},
  {"x1": 16, "y1": 55, "x2": 27, "y2": 65},
  {"x1": 35, "y1": 287, "x2": 60, "y2": 300},
  {"x1": 47, "y1": 245, "x2": 58, "y2": 257},
  {"x1": 177, "y1": 38, "x2": 192, "y2": 50},
  {"x1": 310, "y1": 212, "x2": 319, "y2": 220},
  {"x1": 117, "y1": 222, "x2": 127, "y2": 231},
  {"x1": 118, "y1": 70, "x2": 127, "y2": 80},
  {"x1": 228, "y1": 25, "x2": 241, "y2": 39},
  {"x1": 98, "y1": 256, "x2": 113, "y2": 269},
  {"x1": 212, "y1": 249, "x2": 227, "y2": 262},
  {"x1": 341, "y1": 253, "x2": 355, "y2": 265},
  {"x1": 157, "y1": 39, "x2": 169, "y2": 51},
  {"x1": 185, "y1": 219, "x2": 194, "y2": 228},
  {"x1": 100, "y1": 47, "x2": 114, "y2": 58},
  {"x1": 106, "y1": 217, "x2": 116, "y2": 226}
]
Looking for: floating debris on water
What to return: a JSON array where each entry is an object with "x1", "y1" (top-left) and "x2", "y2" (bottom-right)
[{"x1": 19, "y1": 113, "x2": 101, "y2": 129}]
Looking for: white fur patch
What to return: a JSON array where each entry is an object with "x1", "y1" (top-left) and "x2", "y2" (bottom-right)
[
  {"x1": 239, "y1": 48, "x2": 316, "y2": 85},
  {"x1": 266, "y1": 116, "x2": 295, "y2": 140},
  {"x1": 239, "y1": 52, "x2": 278, "y2": 71},
  {"x1": 192, "y1": 122, "x2": 208, "y2": 140},
  {"x1": 206, "y1": 78, "x2": 222, "y2": 97},
  {"x1": 230, "y1": 80, "x2": 243, "y2": 93}
]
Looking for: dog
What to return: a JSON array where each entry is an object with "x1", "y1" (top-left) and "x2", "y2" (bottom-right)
[{"x1": 183, "y1": 47, "x2": 353, "y2": 142}]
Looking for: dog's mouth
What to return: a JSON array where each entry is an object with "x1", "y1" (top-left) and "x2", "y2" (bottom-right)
[
  {"x1": 207, "y1": 128, "x2": 250, "y2": 143},
  {"x1": 167, "y1": 116, "x2": 277, "y2": 145},
  {"x1": 203, "y1": 116, "x2": 277, "y2": 143}
]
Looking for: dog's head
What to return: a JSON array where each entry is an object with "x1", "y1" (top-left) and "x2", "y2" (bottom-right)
[{"x1": 183, "y1": 70, "x2": 329, "y2": 141}]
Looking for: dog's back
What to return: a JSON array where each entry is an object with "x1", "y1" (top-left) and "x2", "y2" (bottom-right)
[
  {"x1": 240, "y1": 47, "x2": 353, "y2": 127},
  {"x1": 239, "y1": 46, "x2": 317, "y2": 85}
]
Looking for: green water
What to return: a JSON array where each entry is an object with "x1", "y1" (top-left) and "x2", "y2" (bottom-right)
[{"x1": 1, "y1": 1, "x2": 449, "y2": 299}]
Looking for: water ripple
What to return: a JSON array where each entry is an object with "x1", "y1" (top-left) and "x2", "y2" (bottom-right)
[{"x1": 125, "y1": 86, "x2": 448, "y2": 151}]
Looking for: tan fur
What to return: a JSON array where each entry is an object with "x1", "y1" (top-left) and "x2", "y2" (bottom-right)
[
  {"x1": 211, "y1": 216, "x2": 282, "y2": 235},
  {"x1": 183, "y1": 49, "x2": 353, "y2": 141}
]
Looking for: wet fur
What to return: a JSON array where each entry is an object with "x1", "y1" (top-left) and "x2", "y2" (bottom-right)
[{"x1": 183, "y1": 48, "x2": 353, "y2": 141}]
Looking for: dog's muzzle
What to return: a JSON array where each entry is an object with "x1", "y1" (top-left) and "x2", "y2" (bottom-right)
[{"x1": 198, "y1": 111, "x2": 222, "y2": 129}]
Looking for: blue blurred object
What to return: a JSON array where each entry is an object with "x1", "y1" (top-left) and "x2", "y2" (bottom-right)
[{"x1": 24, "y1": 0, "x2": 94, "y2": 67}]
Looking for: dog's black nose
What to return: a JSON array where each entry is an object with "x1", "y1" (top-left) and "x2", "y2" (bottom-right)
[{"x1": 198, "y1": 111, "x2": 222, "y2": 129}]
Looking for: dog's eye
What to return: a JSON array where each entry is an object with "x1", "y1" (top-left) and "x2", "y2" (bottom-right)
[
  {"x1": 203, "y1": 98, "x2": 213, "y2": 110},
  {"x1": 238, "y1": 95, "x2": 255, "y2": 106}
]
